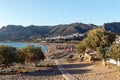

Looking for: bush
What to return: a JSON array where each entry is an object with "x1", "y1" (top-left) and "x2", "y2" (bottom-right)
[
  {"x1": 17, "y1": 45, "x2": 45, "y2": 63},
  {"x1": 47, "y1": 63, "x2": 53, "y2": 67},
  {"x1": 0, "y1": 45, "x2": 17, "y2": 67},
  {"x1": 0, "y1": 45, "x2": 45, "y2": 68},
  {"x1": 35, "y1": 63, "x2": 44, "y2": 67}
]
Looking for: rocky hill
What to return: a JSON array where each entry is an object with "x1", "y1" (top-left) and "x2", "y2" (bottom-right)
[
  {"x1": 0, "y1": 22, "x2": 120, "y2": 41},
  {"x1": 103, "y1": 22, "x2": 120, "y2": 35},
  {"x1": 0, "y1": 23, "x2": 97, "y2": 41}
]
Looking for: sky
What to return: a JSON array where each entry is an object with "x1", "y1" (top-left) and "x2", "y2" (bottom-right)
[{"x1": 0, "y1": 0, "x2": 120, "y2": 27}]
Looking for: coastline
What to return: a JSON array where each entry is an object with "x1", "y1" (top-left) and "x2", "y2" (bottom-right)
[{"x1": 0, "y1": 42, "x2": 48, "y2": 53}]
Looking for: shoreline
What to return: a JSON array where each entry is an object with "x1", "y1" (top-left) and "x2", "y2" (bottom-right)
[{"x1": 0, "y1": 42, "x2": 48, "y2": 53}]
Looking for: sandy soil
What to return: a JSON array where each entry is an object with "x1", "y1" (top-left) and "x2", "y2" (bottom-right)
[
  {"x1": 0, "y1": 43, "x2": 119, "y2": 80},
  {"x1": 0, "y1": 59, "x2": 64, "y2": 80},
  {"x1": 59, "y1": 58, "x2": 120, "y2": 80}
]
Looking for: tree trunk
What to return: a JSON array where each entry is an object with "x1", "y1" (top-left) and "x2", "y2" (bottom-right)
[
  {"x1": 102, "y1": 59, "x2": 105, "y2": 66},
  {"x1": 89, "y1": 56, "x2": 91, "y2": 63}
]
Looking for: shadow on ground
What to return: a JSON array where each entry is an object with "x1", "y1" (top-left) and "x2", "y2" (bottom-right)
[
  {"x1": 61, "y1": 63, "x2": 92, "y2": 69},
  {"x1": 21, "y1": 63, "x2": 92, "y2": 76}
]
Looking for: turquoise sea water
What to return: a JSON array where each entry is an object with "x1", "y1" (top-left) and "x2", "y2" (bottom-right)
[{"x1": 0, "y1": 42, "x2": 47, "y2": 53}]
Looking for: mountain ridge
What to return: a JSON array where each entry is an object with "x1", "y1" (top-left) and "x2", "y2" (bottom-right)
[{"x1": 0, "y1": 22, "x2": 119, "y2": 41}]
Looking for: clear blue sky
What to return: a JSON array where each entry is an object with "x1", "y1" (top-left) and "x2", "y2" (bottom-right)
[{"x1": 0, "y1": 0, "x2": 120, "y2": 27}]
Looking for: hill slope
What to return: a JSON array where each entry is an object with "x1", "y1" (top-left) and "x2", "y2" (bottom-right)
[
  {"x1": 0, "y1": 22, "x2": 120, "y2": 41},
  {"x1": 0, "y1": 23, "x2": 97, "y2": 41},
  {"x1": 103, "y1": 22, "x2": 120, "y2": 35}
]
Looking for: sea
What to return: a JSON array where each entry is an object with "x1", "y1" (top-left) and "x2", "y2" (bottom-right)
[{"x1": 0, "y1": 42, "x2": 47, "y2": 53}]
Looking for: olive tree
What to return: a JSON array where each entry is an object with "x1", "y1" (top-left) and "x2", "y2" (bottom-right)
[
  {"x1": 0, "y1": 45, "x2": 17, "y2": 67},
  {"x1": 77, "y1": 28, "x2": 116, "y2": 66},
  {"x1": 77, "y1": 41, "x2": 87, "y2": 54},
  {"x1": 17, "y1": 45, "x2": 45, "y2": 64},
  {"x1": 108, "y1": 43, "x2": 120, "y2": 61}
]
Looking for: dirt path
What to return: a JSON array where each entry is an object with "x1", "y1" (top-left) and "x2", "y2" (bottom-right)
[{"x1": 55, "y1": 59, "x2": 78, "y2": 80}]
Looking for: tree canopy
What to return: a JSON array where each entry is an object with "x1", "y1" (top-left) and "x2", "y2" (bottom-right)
[
  {"x1": 0, "y1": 45, "x2": 45, "y2": 67},
  {"x1": 107, "y1": 43, "x2": 120, "y2": 61},
  {"x1": 0, "y1": 45, "x2": 17, "y2": 67},
  {"x1": 17, "y1": 45, "x2": 45, "y2": 63},
  {"x1": 77, "y1": 28, "x2": 116, "y2": 65}
]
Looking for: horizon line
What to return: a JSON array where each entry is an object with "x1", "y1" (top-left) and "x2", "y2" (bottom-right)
[{"x1": 0, "y1": 21, "x2": 120, "y2": 27}]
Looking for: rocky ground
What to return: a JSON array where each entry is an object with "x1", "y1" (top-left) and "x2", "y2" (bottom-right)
[
  {"x1": 0, "y1": 43, "x2": 120, "y2": 80},
  {"x1": 0, "y1": 60, "x2": 119, "y2": 80},
  {"x1": 0, "y1": 68, "x2": 64, "y2": 80},
  {"x1": 59, "y1": 58, "x2": 120, "y2": 80},
  {"x1": 0, "y1": 67, "x2": 64, "y2": 80},
  {"x1": 0, "y1": 61, "x2": 65, "y2": 80}
]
